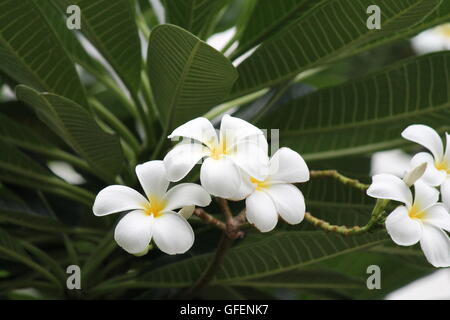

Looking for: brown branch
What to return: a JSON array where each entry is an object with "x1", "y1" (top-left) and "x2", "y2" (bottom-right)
[{"x1": 193, "y1": 208, "x2": 226, "y2": 232}]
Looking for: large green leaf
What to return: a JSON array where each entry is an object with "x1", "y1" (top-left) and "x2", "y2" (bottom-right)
[
  {"x1": 131, "y1": 231, "x2": 387, "y2": 288},
  {"x1": 16, "y1": 85, "x2": 124, "y2": 181},
  {"x1": 235, "y1": 0, "x2": 310, "y2": 57},
  {"x1": 162, "y1": 0, "x2": 227, "y2": 38},
  {"x1": 233, "y1": 268, "x2": 364, "y2": 289},
  {"x1": 53, "y1": 0, "x2": 142, "y2": 94},
  {"x1": 257, "y1": 52, "x2": 450, "y2": 161},
  {"x1": 0, "y1": 0, "x2": 87, "y2": 106},
  {"x1": 148, "y1": 24, "x2": 238, "y2": 129},
  {"x1": 231, "y1": 0, "x2": 441, "y2": 98},
  {"x1": 35, "y1": 1, "x2": 108, "y2": 78}
]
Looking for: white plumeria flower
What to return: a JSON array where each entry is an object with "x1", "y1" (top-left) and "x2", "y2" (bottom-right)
[
  {"x1": 237, "y1": 148, "x2": 309, "y2": 232},
  {"x1": 93, "y1": 161, "x2": 211, "y2": 255},
  {"x1": 367, "y1": 173, "x2": 450, "y2": 268},
  {"x1": 411, "y1": 23, "x2": 450, "y2": 55},
  {"x1": 402, "y1": 124, "x2": 450, "y2": 205},
  {"x1": 164, "y1": 114, "x2": 269, "y2": 199}
]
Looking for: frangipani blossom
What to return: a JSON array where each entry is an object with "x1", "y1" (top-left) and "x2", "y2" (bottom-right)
[
  {"x1": 411, "y1": 23, "x2": 450, "y2": 55},
  {"x1": 93, "y1": 161, "x2": 211, "y2": 255},
  {"x1": 239, "y1": 148, "x2": 310, "y2": 232},
  {"x1": 402, "y1": 124, "x2": 450, "y2": 205},
  {"x1": 164, "y1": 114, "x2": 269, "y2": 199},
  {"x1": 367, "y1": 173, "x2": 450, "y2": 267}
]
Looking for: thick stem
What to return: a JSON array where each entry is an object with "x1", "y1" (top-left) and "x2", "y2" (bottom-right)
[{"x1": 193, "y1": 208, "x2": 227, "y2": 232}]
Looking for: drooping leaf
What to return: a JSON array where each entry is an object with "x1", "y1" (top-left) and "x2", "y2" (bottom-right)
[
  {"x1": 231, "y1": 0, "x2": 442, "y2": 98},
  {"x1": 257, "y1": 52, "x2": 450, "y2": 161},
  {"x1": 0, "y1": 0, "x2": 87, "y2": 106},
  {"x1": 16, "y1": 85, "x2": 124, "y2": 181},
  {"x1": 133, "y1": 230, "x2": 387, "y2": 288},
  {"x1": 53, "y1": 0, "x2": 142, "y2": 94},
  {"x1": 148, "y1": 24, "x2": 238, "y2": 129},
  {"x1": 162, "y1": 0, "x2": 227, "y2": 38}
]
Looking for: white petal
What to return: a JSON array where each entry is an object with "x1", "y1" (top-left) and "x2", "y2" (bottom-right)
[
  {"x1": 385, "y1": 206, "x2": 423, "y2": 246},
  {"x1": 410, "y1": 152, "x2": 447, "y2": 186},
  {"x1": 135, "y1": 160, "x2": 169, "y2": 199},
  {"x1": 227, "y1": 141, "x2": 269, "y2": 181},
  {"x1": 220, "y1": 114, "x2": 264, "y2": 147},
  {"x1": 179, "y1": 205, "x2": 195, "y2": 219},
  {"x1": 168, "y1": 117, "x2": 218, "y2": 148},
  {"x1": 367, "y1": 174, "x2": 413, "y2": 207},
  {"x1": 268, "y1": 148, "x2": 309, "y2": 184},
  {"x1": 420, "y1": 224, "x2": 450, "y2": 267},
  {"x1": 93, "y1": 185, "x2": 147, "y2": 216},
  {"x1": 265, "y1": 183, "x2": 305, "y2": 225},
  {"x1": 200, "y1": 157, "x2": 242, "y2": 198},
  {"x1": 114, "y1": 210, "x2": 153, "y2": 254},
  {"x1": 245, "y1": 190, "x2": 278, "y2": 232},
  {"x1": 163, "y1": 142, "x2": 209, "y2": 182},
  {"x1": 423, "y1": 204, "x2": 450, "y2": 232},
  {"x1": 443, "y1": 133, "x2": 450, "y2": 164},
  {"x1": 164, "y1": 183, "x2": 211, "y2": 211},
  {"x1": 153, "y1": 212, "x2": 194, "y2": 255},
  {"x1": 402, "y1": 124, "x2": 444, "y2": 161},
  {"x1": 441, "y1": 177, "x2": 450, "y2": 209},
  {"x1": 228, "y1": 171, "x2": 256, "y2": 201},
  {"x1": 413, "y1": 180, "x2": 439, "y2": 212}
]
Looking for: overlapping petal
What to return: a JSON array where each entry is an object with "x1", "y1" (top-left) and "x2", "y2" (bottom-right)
[
  {"x1": 441, "y1": 177, "x2": 450, "y2": 209},
  {"x1": 265, "y1": 184, "x2": 305, "y2": 225},
  {"x1": 168, "y1": 117, "x2": 218, "y2": 148},
  {"x1": 245, "y1": 190, "x2": 278, "y2": 232},
  {"x1": 402, "y1": 124, "x2": 444, "y2": 161},
  {"x1": 93, "y1": 185, "x2": 147, "y2": 216},
  {"x1": 420, "y1": 224, "x2": 450, "y2": 267},
  {"x1": 114, "y1": 210, "x2": 154, "y2": 254},
  {"x1": 200, "y1": 157, "x2": 242, "y2": 198},
  {"x1": 268, "y1": 148, "x2": 309, "y2": 184},
  {"x1": 385, "y1": 206, "x2": 423, "y2": 246},
  {"x1": 227, "y1": 141, "x2": 269, "y2": 181},
  {"x1": 153, "y1": 212, "x2": 194, "y2": 255},
  {"x1": 423, "y1": 204, "x2": 450, "y2": 232},
  {"x1": 164, "y1": 183, "x2": 211, "y2": 211},
  {"x1": 410, "y1": 152, "x2": 447, "y2": 186},
  {"x1": 220, "y1": 114, "x2": 264, "y2": 147},
  {"x1": 136, "y1": 160, "x2": 169, "y2": 199},
  {"x1": 164, "y1": 142, "x2": 209, "y2": 182},
  {"x1": 367, "y1": 174, "x2": 413, "y2": 207},
  {"x1": 413, "y1": 180, "x2": 439, "y2": 212}
]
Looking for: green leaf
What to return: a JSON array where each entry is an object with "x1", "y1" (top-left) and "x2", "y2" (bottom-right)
[
  {"x1": 34, "y1": 1, "x2": 109, "y2": 78},
  {"x1": 162, "y1": 0, "x2": 227, "y2": 38},
  {"x1": 233, "y1": 268, "x2": 364, "y2": 289},
  {"x1": 16, "y1": 85, "x2": 124, "y2": 181},
  {"x1": 148, "y1": 24, "x2": 238, "y2": 129},
  {"x1": 257, "y1": 52, "x2": 450, "y2": 161},
  {"x1": 0, "y1": 227, "x2": 30, "y2": 262},
  {"x1": 135, "y1": 230, "x2": 387, "y2": 288},
  {"x1": 53, "y1": 0, "x2": 142, "y2": 94},
  {"x1": 236, "y1": 0, "x2": 310, "y2": 56},
  {"x1": 231, "y1": 0, "x2": 442, "y2": 98},
  {"x1": 0, "y1": 185, "x2": 71, "y2": 233},
  {"x1": 0, "y1": 0, "x2": 87, "y2": 106}
]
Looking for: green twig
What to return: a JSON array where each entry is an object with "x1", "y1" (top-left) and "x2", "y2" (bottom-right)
[{"x1": 310, "y1": 170, "x2": 369, "y2": 190}]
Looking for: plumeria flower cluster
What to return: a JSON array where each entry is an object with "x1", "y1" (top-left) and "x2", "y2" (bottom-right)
[
  {"x1": 93, "y1": 115, "x2": 310, "y2": 255},
  {"x1": 367, "y1": 124, "x2": 450, "y2": 267}
]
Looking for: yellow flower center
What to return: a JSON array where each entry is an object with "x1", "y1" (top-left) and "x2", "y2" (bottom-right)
[
  {"x1": 435, "y1": 161, "x2": 450, "y2": 174},
  {"x1": 436, "y1": 24, "x2": 450, "y2": 38},
  {"x1": 210, "y1": 140, "x2": 228, "y2": 160},
  {"x1": 408, "y1": 204, "x2": 425, "y2": 220},
  {"x1": 143, "y1": 197, "x2": 166, "y2": 218},
  {"x1": 250, "y1": 177, "x2": 268, "y2": 191}
]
